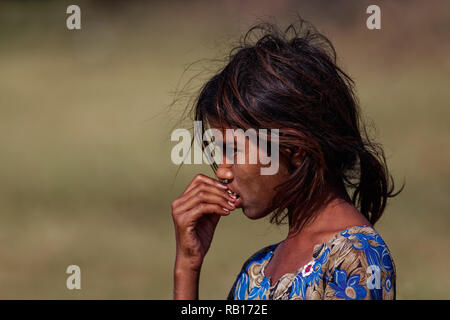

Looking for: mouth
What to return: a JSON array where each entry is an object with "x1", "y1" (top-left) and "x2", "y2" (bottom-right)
[
  {"x1": 227, "y1": 189, "x2": 243, "y2": 208},
  {"x1": 226, "y1": 189, "x2": 240, "y2": 198}
]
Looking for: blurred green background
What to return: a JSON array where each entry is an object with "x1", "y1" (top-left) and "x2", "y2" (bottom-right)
[{"x1": 0, "y1": 0, "x2": 449, "y2": 299}]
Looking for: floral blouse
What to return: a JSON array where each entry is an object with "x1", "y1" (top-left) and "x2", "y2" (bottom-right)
[{"x1": 227, "y1": 225, "x2": 396, "y2": 300}]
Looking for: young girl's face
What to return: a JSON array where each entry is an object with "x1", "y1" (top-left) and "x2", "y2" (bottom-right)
[{"x1": 212, "y1": 125, "x2": 291, "y2": 220}]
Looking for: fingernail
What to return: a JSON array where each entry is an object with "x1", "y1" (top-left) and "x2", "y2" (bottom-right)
[
  {"x1": 227, "y1": 190, "x2": 236, "y2": 199},
  {"x1": 217, "y1": 183, "x2": 228, "y2": 189},
  {"x1": 223, "y1": 207, "x2": 230, "y2": 212},
  {"x1": 227, "y1": 201, "x2": 235, "y2": 207}
]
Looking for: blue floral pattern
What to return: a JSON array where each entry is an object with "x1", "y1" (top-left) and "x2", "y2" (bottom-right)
[
  {"x1": 227, "y1": 225, "x2": 396, "y2": 300},
  {"x1": 329, "y1": 269, "x2": 366, "y2": 300},
  {"x1": 231, "y1": 244, "x2": 277, "y2": 300},
  {"x1": 289, "y1": 247, "x2": 329, "y2": 299}
]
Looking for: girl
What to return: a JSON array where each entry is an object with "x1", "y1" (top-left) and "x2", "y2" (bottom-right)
[{"x1": 171, "y1": 20, "x2": 403, "y2": 300}]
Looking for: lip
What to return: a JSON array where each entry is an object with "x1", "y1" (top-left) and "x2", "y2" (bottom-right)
[
  {"x1": 226, "y1": 187, "x2": 243, "y2": 208},
  {"x1": 234, "y1": 196, "x2": 243, "y2": 208},
  {"x1": 226, "y1": 186, "x2": 238, "y2": 196}
]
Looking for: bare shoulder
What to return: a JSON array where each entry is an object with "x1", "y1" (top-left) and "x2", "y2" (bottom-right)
[
  {"x1": 314, "y1": 219, "x2": 372, "y2": 248},
  {"x1": 312, "y1": 208, "x2": 372, "y2": 246}
]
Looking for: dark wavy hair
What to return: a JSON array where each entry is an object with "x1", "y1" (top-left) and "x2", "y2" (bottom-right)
[{"x1": 191, "y1": 18, "x2": 404, "y2": 233}]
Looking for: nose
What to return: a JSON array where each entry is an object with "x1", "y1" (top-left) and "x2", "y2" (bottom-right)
[{"x1": 216, "y1": 163, "x2": 233, "y2": 182}]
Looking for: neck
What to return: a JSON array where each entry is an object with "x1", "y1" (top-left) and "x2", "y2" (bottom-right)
[{"x1": 286, "y1": 179, "x2": 352, "y2": 239}]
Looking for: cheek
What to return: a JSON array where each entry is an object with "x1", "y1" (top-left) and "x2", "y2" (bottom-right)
[
  {"x1": 233, "y1": 165, "x2": 262, "y2": 194},
  {"x1": 233, "y1": 165, "x2": 284, "y2": 200}
]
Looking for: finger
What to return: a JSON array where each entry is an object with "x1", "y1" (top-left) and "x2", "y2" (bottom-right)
[
  {"x1": 177, "y1": 190, "x2": 236, "y2": 213},
  {"x1": 173, "y1": 183, "x2": 235, "y2": 217},
  {"x1": 184, "y1": 182, "x2": 235, "y2": 202},
  {"x1": 187, "y1": 203, "x2": 231, "y2": 222},
  {"x1": 183, "y1": 174, "x2": 228, "y2": 195},
  {"x1": 172, "y1": 182, "x2": 236, "y2": 212}
]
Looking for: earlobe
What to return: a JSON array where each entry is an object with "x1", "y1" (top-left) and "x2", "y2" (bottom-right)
[
  {"x1": 282, "y1": 147, "x2": 304, "y2": 168},
  {"x1": 290, "y1": 149, "x2": 305, "y2": 167}
]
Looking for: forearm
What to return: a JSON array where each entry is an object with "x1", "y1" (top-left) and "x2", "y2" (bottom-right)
[{"x1": 173, "y1": 258, "x2": 202, "y2": 300}]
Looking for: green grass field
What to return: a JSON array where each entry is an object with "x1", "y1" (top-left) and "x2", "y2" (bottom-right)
[{"x1": 0, "y1": 1, "x2": 449, "y2": 299}]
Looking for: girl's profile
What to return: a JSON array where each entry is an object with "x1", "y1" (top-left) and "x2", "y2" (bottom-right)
[{"x1": 171, "y1": 18, "x2": 403, "y2": 300}]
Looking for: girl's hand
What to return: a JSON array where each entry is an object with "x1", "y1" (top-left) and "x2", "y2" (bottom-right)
[{"x1": 172, "y1": 174, "x2": 236, "y2": 272}]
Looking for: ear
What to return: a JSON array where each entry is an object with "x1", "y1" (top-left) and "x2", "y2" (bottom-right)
[{"x1": 289, "y1": 148, "x2": 305, "y2": 168}]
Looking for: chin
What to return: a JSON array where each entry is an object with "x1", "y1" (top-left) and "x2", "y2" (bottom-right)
[{"x1": 242, "y1": 207, "x2": 268, "y2": 220}]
